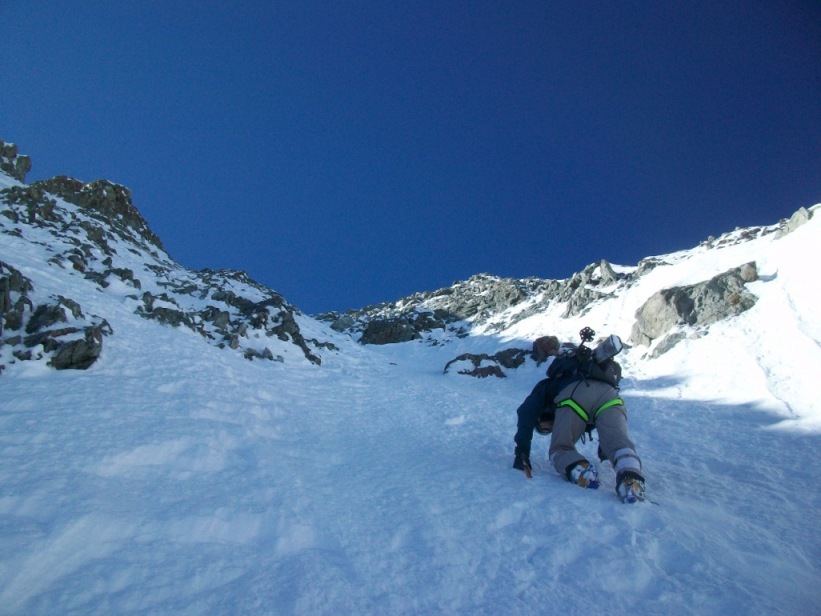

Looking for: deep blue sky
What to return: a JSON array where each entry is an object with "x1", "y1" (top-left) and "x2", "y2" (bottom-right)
[{"x1": 2, "y1": 2, "x2": 820, "y2": 313}]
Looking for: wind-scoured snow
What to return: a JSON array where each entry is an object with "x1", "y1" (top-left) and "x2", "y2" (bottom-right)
[{"x1": 1, "y1": 175, "x2": 820, "y2": 614}]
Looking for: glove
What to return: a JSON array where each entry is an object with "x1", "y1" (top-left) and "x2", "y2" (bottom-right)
[{"x1": 513, "y1": 446, "x2": 532, "y2": 477}]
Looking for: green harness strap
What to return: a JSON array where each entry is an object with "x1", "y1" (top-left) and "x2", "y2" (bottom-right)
[
  {"x1": 556, "y1": 397, "x2": 625, "y2": 422},
  {"x1": 556, "y1": 399, "x2": 589, "y2": 422},
  {"x1": 596, "y1": 398, "x2": 625, "y2": 416}
]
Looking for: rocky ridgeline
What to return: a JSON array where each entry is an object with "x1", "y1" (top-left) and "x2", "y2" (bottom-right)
[
  {"x1": 2, "y1": 139, "x2": 813, "y2": 376},
  {"x1": 0, "y1": 140, "x2": 334, "y2": 372},
  {"x1": 318, "y1": 263, "x2": 630, "y2": 345},
  {"x1": 31, "y1": 175, "x2": 164, "y2": 251},
  {"x1": 321, "y1": 206, "x2": 814, "y2": 377},
  {"x1": 318, "y1": 255, "x2": 680, "y2": 347}
]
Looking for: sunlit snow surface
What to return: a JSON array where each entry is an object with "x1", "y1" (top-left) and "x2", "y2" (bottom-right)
[{"x1": 2, "y1": 169, "x2": 819, "y2": 615}]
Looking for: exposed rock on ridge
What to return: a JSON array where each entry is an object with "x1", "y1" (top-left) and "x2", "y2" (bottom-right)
[
  {"x1": 323, "y1": 203, "x2": 812, "y2": 358},
  {"x1": 775, "y1": 206, "x2": 812, "y2": 239},
  {"x1": 0, "y1": 140, "x2": 32, "y2": 182},
  {"x1": 3, "y1": 138, "x2": 813, "y2": 373},
  {"x1": 443, "y1": 348, "x2": 531, "y2": 378},
  {"x1": 0, "y1": 140, "x2": 335, "y2": 371},
  {"x1": 1, "y1": 261, "x2": 112, "y2": 371},
  {"x1": 630, "y1": 262, "x2": 759, "y2": 356},
  {"x1": 32, "y1": 175, "x2": 164, "y2": 250},
  {"x1": 319, "y1": 262, "x2": 632, "y2": 345}
]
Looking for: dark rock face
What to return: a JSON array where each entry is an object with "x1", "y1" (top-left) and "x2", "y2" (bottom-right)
[
  {"x1": 361, "y1": 318, "x2": 422, "y2": 345},
  {"x1": 630, "y1": 262, "x2": 759, "y2": 355},
  {"x1": 0, "y1": 262, "x2": 34, "y2": 334},
  {"x1": 443, "y1": 348, "x2": 530, "y2": 378},
  {"x1": 49, "y1": 325, "x2": 106, "y2": 370},
  {"x1": 32, "y1": 176, "x2": 164, "y2": 250},
  {"x1": 0, "y1": 140, "x2": 32, "y2": 182},
  {"x1": 1, "y1": 261, "x2": 112, "y2": 370}
]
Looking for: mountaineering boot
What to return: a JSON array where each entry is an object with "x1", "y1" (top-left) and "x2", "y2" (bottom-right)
[
  {"x1": 616, "y1": 470, "x2": 646, "y2": 504},
  {"x1": 567, "y1": 461, "x2": 600, "y2": 489}
]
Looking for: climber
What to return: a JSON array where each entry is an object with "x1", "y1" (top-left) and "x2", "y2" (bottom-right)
[{"x1": 512, "y1": 328, "x2": 645, "y2": 503}]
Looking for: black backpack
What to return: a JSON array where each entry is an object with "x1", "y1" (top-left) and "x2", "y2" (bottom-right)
[
  {"x1": 578, "y1": 353, "x2": 622, "y2": 388},
  {"x1": 546, "y1": 332, "x2": 623, "y2": 389}
]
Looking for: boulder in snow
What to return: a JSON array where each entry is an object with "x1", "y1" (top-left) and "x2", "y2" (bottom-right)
[{"x1": 630, "y1": 262, "x2": 758, "y2": 354}]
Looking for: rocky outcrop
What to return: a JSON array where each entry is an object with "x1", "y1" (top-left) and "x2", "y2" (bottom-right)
[
  {"x1": 630, "y1": 262, "x2": 759, "y2": 355},
  {"x1": 0, "y1": 184, "x2": 59, "y2": 225},
  {"x1": 1, "y1": 261, "x2": 112, "y2": 370},
  {"x1": 1, "y1": 141, "x2": 335, "y2": 369},
  {"x1": 555, "y1": 260, "x2": 622, "y2": 317},
  {"x1": 318, "y1": 274, "x2": 542, "y2": 343},
  {"x1": 0, "y1": 141, "x2": 32, "y2": 182},
  {"x1": 775, "y1": 206, "x2": 813, "y2": 239},
  {"x1": 356, "y1": 309, "x2": 456, "y2": 345},
  {"x1": 425, "y1": 274, "x2": 534, "y2": 322},
  {"x1": 360, "y1": 317, "x2": 421, "y2": 345},
  {"x1": 0, "y1": 262, "x2": 33, "y2": 334},
  {"x1": 48, "y1": 325, "x2": 107, "y2": 370},
  {"x1": 32, "y1": 176, "x2": 163, "y2": 250},
  {"x1": 443, "y1": 347, "x2": 530, "y2": 378}
]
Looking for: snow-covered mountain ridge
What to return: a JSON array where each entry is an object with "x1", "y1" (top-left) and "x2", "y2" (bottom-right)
[
  {"x1": 0, "y1": 141, "x2": 335, "y2": 371},
  {"x1": 5, "y1": 137, "x2": 813, "y2": 377},
  {"x1": 2, "y1": 139, "x2": 820, "y2": 420},
  {"x1": 319, "y1": 204, "x2": 815, "y2": 370},
  {"x1": 2, "y1": 140, "x2": 820, "y2": 615}
]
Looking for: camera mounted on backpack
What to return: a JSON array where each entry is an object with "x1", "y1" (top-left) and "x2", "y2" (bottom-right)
[
  {"x1": 576, "y1": 327, "x2": 596, "y2": 360},
  {"x1": 576, "y1": 327, "x2": 624, "y2": 364},
  {"x1": 579, "y1": 327, "x2": 595, "y2": 344}
]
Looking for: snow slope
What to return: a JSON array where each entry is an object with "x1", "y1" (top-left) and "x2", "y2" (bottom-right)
[{"x1": 1, "y1": 174, "x2": 820, "y2": 614}]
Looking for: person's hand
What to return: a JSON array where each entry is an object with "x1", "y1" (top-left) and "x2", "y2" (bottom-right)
[{"x1": 513, "y1": 448, "x2": 532, "y2": 478}]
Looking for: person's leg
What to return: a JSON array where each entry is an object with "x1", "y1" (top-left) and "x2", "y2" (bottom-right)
[
  {"x1": 595, "y1": 405, "x2": 645, "y2": 501},
  {"x1": 595, "y1": 405, "x2": 641, "y2": 477},
  {"x1": 548, "y1": 405, "x2": 588, "y2": 477}
]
